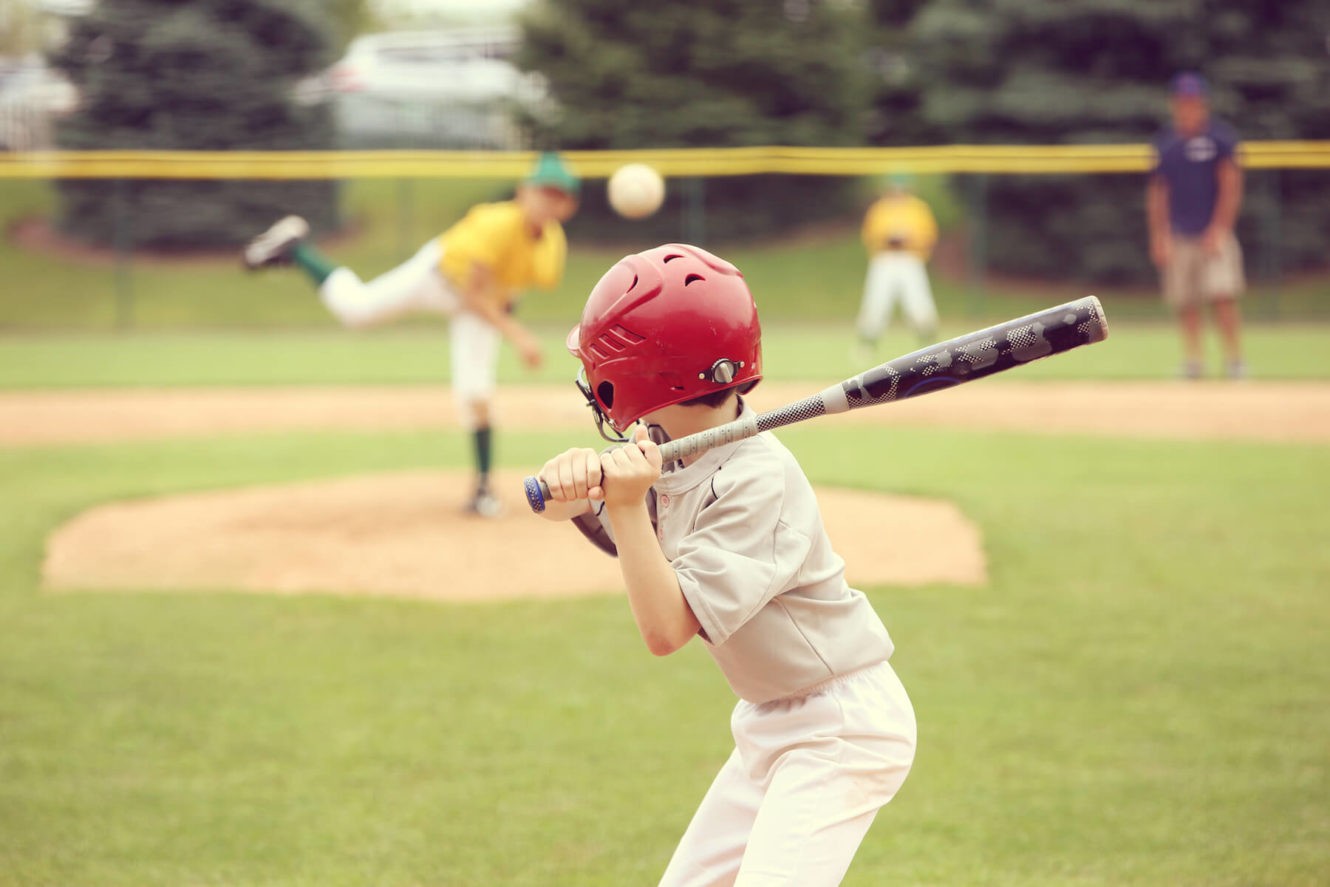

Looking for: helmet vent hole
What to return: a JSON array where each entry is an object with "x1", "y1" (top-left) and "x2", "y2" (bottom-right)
[
  {"x1": 597, "y1": 382, "x2": 615, "y2": 409},
  {"x1": 662, "y1": 253, "x2": 684, "y2": 263},
  {"x1": 628, "y1": 274, "x2": 638, "y2": 291},
  {"x1": 684, "y1": 273, "x2": 704, "y2": 286}
]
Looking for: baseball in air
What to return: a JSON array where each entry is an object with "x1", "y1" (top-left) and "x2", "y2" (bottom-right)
[{"x1": 607, "y1": 163, "x2": 665, "y2": 219}]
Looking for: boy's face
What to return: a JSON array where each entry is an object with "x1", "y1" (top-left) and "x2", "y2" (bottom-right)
[
  {"x1": 641, "y1": 403, "x2": 684, "y2": 429},
  {"x1": 518, "y1": 185, "x2": 579, "y2": 226},
  {"x1": 640, "y1": 392, "x2": 740, "y2": 438}
]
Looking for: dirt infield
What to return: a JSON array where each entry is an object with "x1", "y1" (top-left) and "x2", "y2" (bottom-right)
[
  {"x1": 4, "y1": 380, "x2": 1329, "y2": 447},
  {"x1": 42, "y1": 469, "x2": 985, "y2": 600},
  {"x1": 24, "y1": 380, "x2": 1326, "y2": 603}
]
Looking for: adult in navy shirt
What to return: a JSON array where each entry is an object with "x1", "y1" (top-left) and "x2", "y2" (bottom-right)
[{"x1": 1147, "y1": 72, "x2": 1246, "y2": 379}]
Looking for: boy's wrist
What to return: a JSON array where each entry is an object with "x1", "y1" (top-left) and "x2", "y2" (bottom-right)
[
  {"x1": 604, "y1": 497, "x2": 650, "y2": 518},
  {"x1": 603, "y1": 498, "x2": 658, "y2": 538}
]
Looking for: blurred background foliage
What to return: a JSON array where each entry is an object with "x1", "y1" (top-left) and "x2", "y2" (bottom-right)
[
  {"x1": 17, "y1": 0, "x2": 1330, "y2": 283},
  {"x1": 516, "y1": 0, "x2": 872, "y2": 244},
  {"x1": 48, "y1": 0, "x2": 346, "y2": 248},
  {"x1": 516, "y1": 0, "x2": 1330, "y2": 280},
  {"x1": 904, "y1": 0, "x2": 1330, "y2": 283}
]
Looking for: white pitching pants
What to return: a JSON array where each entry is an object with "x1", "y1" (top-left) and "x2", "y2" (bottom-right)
[{"x1": 318, "y1": 241, "x2": 500, "y2": 425}]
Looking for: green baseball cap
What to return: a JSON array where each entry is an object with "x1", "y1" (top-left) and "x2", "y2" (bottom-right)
[{"x1": 525, "y1": 151, "x2": 580, "y2": 197}]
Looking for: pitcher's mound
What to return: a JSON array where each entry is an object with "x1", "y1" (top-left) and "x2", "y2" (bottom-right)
[{"x1": 42, "y1": 470, "x2": 986, "y2": 601}]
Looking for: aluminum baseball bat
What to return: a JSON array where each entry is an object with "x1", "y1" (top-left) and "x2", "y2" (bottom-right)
[{"x1": 524, "y1": 295, "x2": 1109, "y2": 513}]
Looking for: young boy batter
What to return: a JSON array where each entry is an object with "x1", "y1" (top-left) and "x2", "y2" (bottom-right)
[
  {"x1": 243, "y1": 152, "x2": 580, "y2": 517},
  {"x1": 536, "y1": 244, "x2": 916, "y2": 885}
]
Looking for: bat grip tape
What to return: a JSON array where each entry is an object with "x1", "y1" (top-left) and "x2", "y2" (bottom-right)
[{"x1": 524, "y1": 414, "x2": 760, "y2": 513}]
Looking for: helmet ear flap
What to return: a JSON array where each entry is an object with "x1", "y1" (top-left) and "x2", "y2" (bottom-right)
[{"x1": 574, "y1": 370, "x2": 629, "y2": 443}]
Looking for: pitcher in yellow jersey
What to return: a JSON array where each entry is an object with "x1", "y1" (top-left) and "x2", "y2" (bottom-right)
[
  {"x1": 856, "y1": 174, "x2": 939, "y2": 357},
  {"x1": 243, "y1": 152, "x2": 580, "y2": 518}
]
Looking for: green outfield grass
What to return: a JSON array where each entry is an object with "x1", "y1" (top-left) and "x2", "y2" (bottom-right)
[
  {"x1": 3, "y1": 175, "x2": 1327, "y2": 397},
  {"x1": 0, "y1": 423, "x2": 1326, "y2": 885},
  {"x1": 2, "y1": 177, "x2": 1327, "y2": 334},
  {"x1": 2, "y1": 319, "x2": 1330, "y2": 389}
]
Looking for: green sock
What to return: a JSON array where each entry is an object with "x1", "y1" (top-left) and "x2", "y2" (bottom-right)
[
  {"x1": 291, "y1": 242, "x2": 338, "y2": 287},
  {"x1": 473, "y1": 427, "x2": 493, "y2": 490}
]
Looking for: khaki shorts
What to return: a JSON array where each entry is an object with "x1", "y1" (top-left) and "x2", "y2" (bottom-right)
[{"x1": 1163, "y1": 233, "x2": 1245, "y2": 309}]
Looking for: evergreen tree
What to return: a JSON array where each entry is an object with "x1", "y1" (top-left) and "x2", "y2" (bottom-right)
[
  {"x1": 864, "y1": 0, "x2": 936, "y2": 147},
  {"x1": 50, "y1": 0, "x2": 342, "y2": 248},
  {"x1": 901, "y1": 0, "x2": 1330, "y2": 283},
  {"x1": 515, "y1": 0, "x2": 872, "y2": 243}
]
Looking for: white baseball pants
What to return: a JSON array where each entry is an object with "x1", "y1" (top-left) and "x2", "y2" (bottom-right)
[
  {"x1": 318, "y1": 240, "x2": 500, "y2": 422},
  {"x1": 658, "y1": 661, "x2": 916, "y2": 887},
  {"x1": 856, "y1": 252, "x2": 938, "y2": 341}
]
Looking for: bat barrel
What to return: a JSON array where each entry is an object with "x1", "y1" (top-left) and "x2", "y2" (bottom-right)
[{"x1": 848, "y1": 295, "x2": 1108, "y2": 406}]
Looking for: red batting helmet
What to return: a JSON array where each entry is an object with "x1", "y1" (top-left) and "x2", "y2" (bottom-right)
[{"x1": 567, "y1": 243, "x2": 762, "y2": 439}]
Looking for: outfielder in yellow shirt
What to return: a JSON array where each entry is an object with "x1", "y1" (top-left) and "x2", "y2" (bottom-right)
[
  {"x1": 856, "y1": 175, "x2": 940, "y2": 354},
  {"x1": 242, "y1": 152, "x2": 580, "y2": 517}
]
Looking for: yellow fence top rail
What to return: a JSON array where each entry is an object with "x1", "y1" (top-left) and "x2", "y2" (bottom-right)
[{"x1": 1, "y1": 142, "x2": 1327, "y2": 179}]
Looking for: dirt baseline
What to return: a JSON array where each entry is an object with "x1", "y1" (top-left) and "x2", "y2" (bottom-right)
[{"x1": 4, "y1": 381, "x2": 1330, "y2": 447}]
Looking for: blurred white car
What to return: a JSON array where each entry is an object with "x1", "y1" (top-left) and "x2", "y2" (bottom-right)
[
  {"x1": 303, "y1": 27, "x2": 548, "y2": 149},
  {"x1": 0, "y1": 56, "x2": 77, "y2": 150}
]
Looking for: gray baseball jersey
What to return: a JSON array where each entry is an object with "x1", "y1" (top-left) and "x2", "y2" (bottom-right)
[{"x1": 574, "y1": 400, "x2": 895, "y2": 704}]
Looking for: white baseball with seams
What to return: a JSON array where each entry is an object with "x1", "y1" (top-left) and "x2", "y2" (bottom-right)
[{"x1": 607, "y1": 163, "x2": 666, "y2": 219}]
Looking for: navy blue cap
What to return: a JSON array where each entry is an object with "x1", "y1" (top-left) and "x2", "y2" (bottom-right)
[{"x1": 1170, "y1": 72, "x2": 1208, "y2": 97}]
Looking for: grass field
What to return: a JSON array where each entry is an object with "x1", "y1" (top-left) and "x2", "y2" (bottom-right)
[
  {"x1": 1, "y1": 176, "x2": 1328, "y2": 884},
  {"x1": 2, "y1": 419, "x2": 1328, "y2": 885}
]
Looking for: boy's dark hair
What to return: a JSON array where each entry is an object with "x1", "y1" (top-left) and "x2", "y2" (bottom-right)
[{"x1": 680, "y1": 380, "x2": 756, "y2": 409}]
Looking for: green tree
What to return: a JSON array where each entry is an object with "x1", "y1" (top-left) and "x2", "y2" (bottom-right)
[
  {"x1": 902, "y1": 0, "x2": 1330, "y2": 283},
  {"x1": 516, "y1": 0, "x2": 872, "y2": 243},
  {"x1": 864, "y1": 0, "x2": 937, "y2": 147},
  {"x1": 49, "y1": 0, "x2": 342, "y2": 248}
]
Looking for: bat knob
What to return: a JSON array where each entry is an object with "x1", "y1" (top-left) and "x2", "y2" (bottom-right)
[{"x1": 523, "y1": 476, "x2": 549, "y2": 513}]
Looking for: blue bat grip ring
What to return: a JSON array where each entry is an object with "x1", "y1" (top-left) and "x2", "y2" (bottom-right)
[{"x1": 523, "y1": 476, "x2": 547, "y2": 513}]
